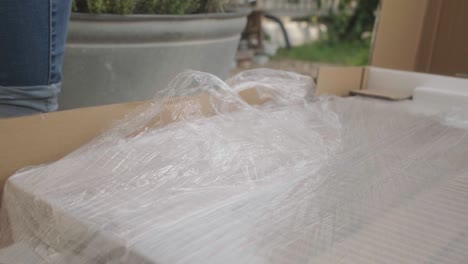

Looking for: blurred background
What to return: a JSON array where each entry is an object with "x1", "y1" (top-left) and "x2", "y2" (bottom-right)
[
  {"x1": 233, "y1": 0, "x2": 379, "y2": 77},
  {"x1": 61, "y1": 0, "x2": 468, "y2": 109}
]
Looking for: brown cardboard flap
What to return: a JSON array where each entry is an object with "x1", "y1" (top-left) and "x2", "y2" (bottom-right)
[
  {"x1": 0, "y1": 89, "x2": 266, "y2": 192},
  {"x1": 350, "y1": 89, "x2": 413, "y2": 101},
  {"x1": 316, "y1": 67, "x2": 365, "y2": 96},
  {"x1": 0, "y1": 101, "x2": 147, "y2": 191},
  {"x1": 371, "y1": 0, "x2": 429, "y2": 71},
  {"x1": 0, "y1": 66, "x2": 372, "y2": 190}
]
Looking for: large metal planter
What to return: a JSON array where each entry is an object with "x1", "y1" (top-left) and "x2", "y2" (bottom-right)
[{"x1": 60, "y1": 11, "x2": 248, "y2": 109}]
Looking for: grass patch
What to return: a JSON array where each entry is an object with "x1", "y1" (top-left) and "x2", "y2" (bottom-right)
[{"x1": 276, "y1": 41, "x2": 371, "y2": 66}]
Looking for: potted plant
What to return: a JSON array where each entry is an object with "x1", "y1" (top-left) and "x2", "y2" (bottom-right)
[{"x1": 60, "y1": 0, "x2": 249, "y2": 109}]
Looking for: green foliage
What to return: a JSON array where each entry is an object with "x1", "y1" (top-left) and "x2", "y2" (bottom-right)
[
  {"x1": 134, "y1": 0, "x2": 155, "y2": 14},
  {"x1": 276, "y1": 40, "x2": 371, "y2": 66},
  {"x1": 153, "y1": 0, "x2": 200, "y2": 15},
  {"x1": 83, "y1": 0, "x2": 136, "y2": 14},
  {"x1": 74, "y1": 0, "x2": 227, "y2": 14},
  {"x1": 278, "y1": 1, "x2": 376, "y2": 66},
  {"x1": 202, "y1": 0, "x2": 229, "y2": 13},
  {"x1": 74, "y1": 0, "x2": 89, "y2": 12},
  {"x1": 318, "y1": 0, "x2": 380, "y2": 43},
  {"x1": 112, "y1": 0, "x2": 137, "y2": 15},
  {"x1": 322, "y1": 10, "x2": 350, "y2": 43},
  {"x1": 134, "y1": 0, "x2": 201, "y2": 14},
  {"x1": 86, "y1": 0, "x2": 109, "y2": 14}
]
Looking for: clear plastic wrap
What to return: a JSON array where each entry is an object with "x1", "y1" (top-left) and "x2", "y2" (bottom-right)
[{"x1": 1, "y1": 69, "x2": 468, "y2": 264}]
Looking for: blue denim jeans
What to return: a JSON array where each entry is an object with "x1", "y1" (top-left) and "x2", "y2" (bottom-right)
[{"x1": 0, "y1": 0, "x2": 72, "y2": 118}]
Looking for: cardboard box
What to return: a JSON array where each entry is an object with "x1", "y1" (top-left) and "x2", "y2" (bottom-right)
[
  {"x1": 1, "y1": 67, "x2": 468, "y2": 263},
  {"x1": 2, "y1": 66, "x2": 468, "y2": 194},
  {"x1": 372, "y1": 0, "x2": 468, "y2": 77},
  {"x1": 0, "y1": 88, "x2": 265, "y2": 194},
  {"x1": 316, "y1": 66, "x2": 468, "y2": 97}
]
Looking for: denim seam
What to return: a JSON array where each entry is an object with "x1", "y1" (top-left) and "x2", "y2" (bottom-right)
[
  {"x1": 48, "y1": 0, "x2": 52, "y2": 110},
  {"x1": 48, "y1": 0, "x2": 58, "y2": 111},
  {"x1": 48, "y1": 0, "x2": 51, "y2": 85}
]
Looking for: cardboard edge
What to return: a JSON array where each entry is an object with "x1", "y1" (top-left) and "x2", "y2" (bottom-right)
[
  {"x1": 349, "y1": 89, "x2": 412, "y2": 101},
  {"x1": 316, "y1": 67, "x2": 366, "y2": 96},
  {"x1": 0, "y1": 88, "x2": 270, "y2": 193}
]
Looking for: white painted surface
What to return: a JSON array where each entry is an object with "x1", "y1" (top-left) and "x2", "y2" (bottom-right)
[
  {"x1": 364, "y1": 67, "x2": 468, "y2": 126},
  {"x1": 413, "y1": 86, "x2": 468, "y2": 112},
  {"x1": 366, "y1": 67, "x2": 468, "y2": 95}
]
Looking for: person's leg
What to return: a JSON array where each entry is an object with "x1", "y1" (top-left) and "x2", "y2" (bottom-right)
[{"x1": 0, "y1": 0, "x2": 72, "y2": 118}]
